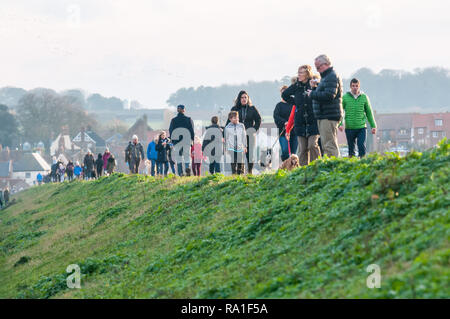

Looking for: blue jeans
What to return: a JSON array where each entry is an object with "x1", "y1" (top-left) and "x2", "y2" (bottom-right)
[
  {"x1": 177, "y1": 161, "x2": 190, "y2": 176},
  {"x1": 150, "y1": 159, "x2": 157, "y2": 176},
  {"x1": 345, "y1": 128, "x2": 367, "y2": 158},
  {"x1": 157, "y1": 161, "x2": 169, "y2": 176},
  {"x1": 169, "y1": 161, "x2": 176, "y2": 174},
  {"x1": 209, "y1": 161, "x2": 221, "y2": 174},
  {"x1": 279, "y1": 134, "x2": 298, "y2": 161}
]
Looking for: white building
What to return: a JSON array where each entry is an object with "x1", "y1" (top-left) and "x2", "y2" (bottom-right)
[{"x1": 12, "y1": 152, "x2": 51, "y2": 186}]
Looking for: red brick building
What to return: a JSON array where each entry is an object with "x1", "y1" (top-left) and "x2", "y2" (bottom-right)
[{"x1": 375, "y1": 112, "x2": 450, "y2": 151}]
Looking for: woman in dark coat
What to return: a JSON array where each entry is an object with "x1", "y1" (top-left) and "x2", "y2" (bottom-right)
[
  {"x1": 155, "y1": 131, "x2": 171, "y2": 177},
  {"x1": 95, "y1": 154, "x2": 104, "y2": 178},
  {"x1": 226, "y1": 90, "x2": 261, "y2": 174},
  {"x1": 282, "y1": 65, "x2": 321, "y2": 166},
  {"x1": 274, "y1": 85, "x2": 298, "y2": 161}
]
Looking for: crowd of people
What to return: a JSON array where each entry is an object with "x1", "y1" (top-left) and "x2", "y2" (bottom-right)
[
  {"x1": 40, "y1": 148, "x2": 117, "y2": 184},
  {"x1": 35, "y1": 53, "x2": 377, "y2": 183},
  {"x1": 130, "y1": 54, "x2": 376, "y2": 177}
]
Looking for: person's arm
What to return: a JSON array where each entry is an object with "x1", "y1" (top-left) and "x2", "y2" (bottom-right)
[
  {"x1": 273, "y1": 103, "x2": 285, "y2": 128},
  {"x1": 169, "y1": 119, "x2": 174, "y2": 138},
  {"x1": 364, "y1": 95, "x2": 377, "y2": 129},
  {"x1": 253, "y1": 106, "x2": 262, "y2": 132},
  {"x1": 310, "y1": 76, "x2": 339, "y2": 102},
  {"x1": 339, "y1": 96, "x2": 346, "y2": 129},
  {"x1": 147, "y1": 143, "x2": 151, "y2": 160},
  {"x1": 281, "y1": 84, "x2": 296, "y2": 105},
  {"x1": 189, "y1": 118, "x2": 195, "y2": 142},
  {"x1": 242, "y1": 125, "x2": 247, "y2": 151}
]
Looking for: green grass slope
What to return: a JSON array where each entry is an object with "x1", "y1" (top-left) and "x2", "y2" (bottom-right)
[{"x1": 0, "y1": 140, "x2": 449, "y2": 299}]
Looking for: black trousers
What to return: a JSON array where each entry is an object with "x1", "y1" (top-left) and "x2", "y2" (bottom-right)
[{"x1": 230, "y1": 151, "x2": 245, "y2": 175}]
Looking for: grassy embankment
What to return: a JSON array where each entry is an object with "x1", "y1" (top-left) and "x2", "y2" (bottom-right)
[{"x1": 0, "y1": 139, "x2": 448, "y2": 298}]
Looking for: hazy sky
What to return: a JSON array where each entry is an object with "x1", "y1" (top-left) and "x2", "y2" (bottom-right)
[{"x1": 1, "y1": 0, "x2": 449, "y2": 107}]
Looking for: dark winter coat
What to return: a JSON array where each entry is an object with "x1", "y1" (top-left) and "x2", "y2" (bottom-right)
[
  {"x1": 169, "y1": 113, "x2": 195, "y2": 145},
  {"x1": 282, "y1": 81, "x2": 319, "y2": 137},
  {"x1": 310, "y1": 67, "x2": 343, "y2": 122},
  {"x1": 155, "y1": 138, "x2": 171, "y2": 163},
  {"x1": 95, "y1": 156, "x2": 104, "y2": 174},
  {"x1": 202, "y1": 124, "x2": 224, "y2": 157},
  {"x1": 125, "y1": 142, "x2": 145, "y2": 163},
  {"x1": 226, "y1": 104, "x2": 262, "y2": 132},
  {"x1": 273, "y1": 101, "x2": 294, "y2": 137},
  {"x1": 83, "y1": 154, "x2": 95, "y2": 170}
]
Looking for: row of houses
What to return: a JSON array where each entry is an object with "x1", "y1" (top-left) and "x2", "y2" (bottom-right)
[{"x1": 0, "y1": 112, "x2": 448, "y2": 193}]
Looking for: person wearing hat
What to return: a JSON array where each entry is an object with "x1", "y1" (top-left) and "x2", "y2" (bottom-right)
[
  {"x1": 169, "y1": 104, "x2": 195, "y2": 176},
  {"x1": 125, "y1": 135, "x2": 145, "y2": 174}
]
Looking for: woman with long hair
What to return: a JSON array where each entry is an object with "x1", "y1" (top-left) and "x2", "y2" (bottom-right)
[
  {"x1": 226, "y1": 90, "x2": 261, "y2": 174},
  {"x1": 282, "y1": 65, "x2": 321, "y2": 166}
]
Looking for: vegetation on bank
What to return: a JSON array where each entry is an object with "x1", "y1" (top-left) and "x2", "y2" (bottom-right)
[{"x1": 0, "y1": 139, "x2": 448, "y2": 298}]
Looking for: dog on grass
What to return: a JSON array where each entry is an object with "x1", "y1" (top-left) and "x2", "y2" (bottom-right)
[
  {"x1": 259, "y1": 148, "x2": 273, "y2": 171},
  {"x1": 280, "y1": 154, "x2": 300, "y2": 171}
]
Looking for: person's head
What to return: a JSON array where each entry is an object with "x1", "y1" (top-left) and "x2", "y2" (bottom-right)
[
  {"x1": 211, "y1": 116, "x2": 219, "y2": 125},
  {"x1": 280, "y1": 85, "x2": 289, "y2": 102},
  {"x1": 76, "y1": 161, "x2": 80, "y2": 166},
  {"x1": 234, "y1": 90, "x2": 252, "y2": 107},
  {"x1": 105, "y1": 147, "x2": 110, "y2": 153},
  {"x1": 98, "y1": 153, "x2": 102, "y2": 159},
  {"x1": 314, "y1": 54, "x2": 332, "y2": 73},
  {"x1": 228, "y1": 111, "x2": 239, "y2": 124},
  {"x1": 298, "y1": 65, "x2": 313, "y2": 83},
  {"x1": 310, "y1": 74, "x2": 321, "y2": 88},
  {"x1": 159, "y1": 131, "x2": 166, "y2": 140},
  {"x1": 132, "y1": 135, "x2": 138, "y2": 144},
  {"x1": 350, "y1": 78, "x2": 360, "y2": 95},
  {"x1": 177, "y1": 104, "x2": 185, "y2": 113}
]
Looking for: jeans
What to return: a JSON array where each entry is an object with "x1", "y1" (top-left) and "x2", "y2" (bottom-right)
[
  {"x1": 209, "y1": 161, "x2": 221, "y2": 174},
  {"x1": 345, "y1": 128, "x2": 367, "y2": 158},
  {"x1": 177, "y1": 161, "x2": 190, "y2": 176},
  {"x1": 150, "y1": 159, "x2": 157, "y2": 176},
  {"x1": 157, "y1": 161, "x2": 169, "y2": 176},
  {"x1": 279, "y1": 134, "x2": 299, "y2": 162}
]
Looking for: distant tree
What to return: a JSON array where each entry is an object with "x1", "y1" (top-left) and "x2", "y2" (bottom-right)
[
  {"x1": 61, "y1": 89, "x2": 87, "y2": 108},
  {"x1": 0, "y1": 87, "x2": 27, "y2": 108},
  {"x1": 0, "y1": 104, "x2": 20, "y2": 148},
  {"x1": 86, "y1": 93, "x2": 124, "y2": 111},
  {"x1": 167, "y1": 67, "x2": 450, "y2": 118},
  {"x1": 16, "y1": 91, "x2": 97, "y2": 149}
]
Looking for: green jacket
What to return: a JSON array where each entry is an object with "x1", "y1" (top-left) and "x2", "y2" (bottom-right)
[{"x1": 340, "y1": 92, "x2": 376, "y2": 129}]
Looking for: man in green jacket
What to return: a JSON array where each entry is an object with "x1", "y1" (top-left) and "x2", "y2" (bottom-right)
[{"x1": 338, "y1": 78, "x2": 377, "y2": 157}]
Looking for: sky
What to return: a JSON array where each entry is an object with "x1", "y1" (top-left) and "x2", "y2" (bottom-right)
[{"x1": 0, "y1": 0, "x2": 449, "y2": 108}]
